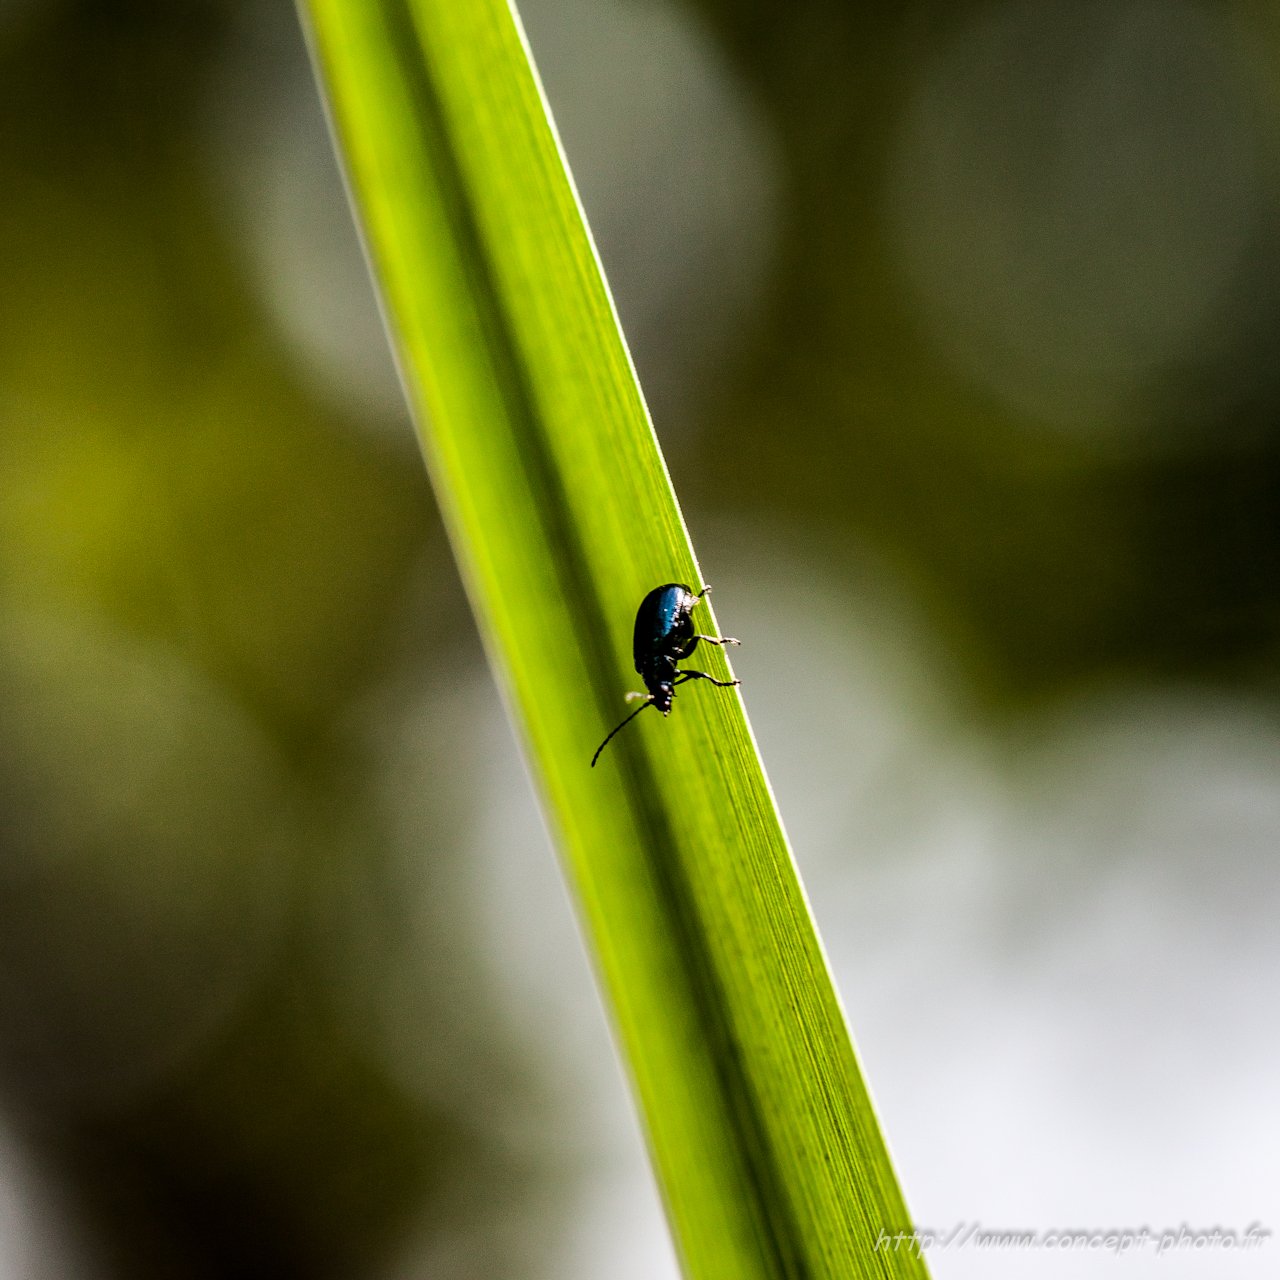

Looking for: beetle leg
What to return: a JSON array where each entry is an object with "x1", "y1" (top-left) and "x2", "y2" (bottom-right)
[
  {"x1": 672, "y1": 670, "x2": 740, "y2": 689},
  {"x1": 676, "y1": 633, "x2": 740, "y2": 661}
]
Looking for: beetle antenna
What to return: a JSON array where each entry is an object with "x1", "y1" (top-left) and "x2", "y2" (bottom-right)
[{"x1": 591, "y1": 699, "x2": 653, "y2": 767}]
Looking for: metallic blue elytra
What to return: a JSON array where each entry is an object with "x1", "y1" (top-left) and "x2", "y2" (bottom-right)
[{"x1": 591, "y1": 583, "x2": 741, "y2": 767}]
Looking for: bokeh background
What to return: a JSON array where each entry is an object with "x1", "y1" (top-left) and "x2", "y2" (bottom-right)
[{"x1": 1, "y1": 1, "x2": 1278, "y2": 1277}]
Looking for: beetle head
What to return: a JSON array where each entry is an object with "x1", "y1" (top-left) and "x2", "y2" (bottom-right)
[{"x1": 652, "y1": 682, "x2": 674, "y2": 715}]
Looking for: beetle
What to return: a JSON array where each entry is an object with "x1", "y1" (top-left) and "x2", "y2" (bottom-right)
[{"x1": 591, "y1": 583, "x2": 740, "y2": 767}]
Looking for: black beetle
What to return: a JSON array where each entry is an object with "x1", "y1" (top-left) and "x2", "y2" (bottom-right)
[{"x1": 591, "y1": 583, "x2": 740, "y2": 767}]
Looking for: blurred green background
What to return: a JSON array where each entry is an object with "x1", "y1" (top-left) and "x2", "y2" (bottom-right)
[{"x1": 1, "y1": 1, "x2": 1278, "y2": 1278}]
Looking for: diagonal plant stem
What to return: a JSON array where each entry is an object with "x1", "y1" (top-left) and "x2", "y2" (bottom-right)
[{"x1": 299, "y1": 1, "x2": 929, "y2": 1276}]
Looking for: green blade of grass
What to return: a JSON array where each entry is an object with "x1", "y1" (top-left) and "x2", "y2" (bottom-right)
[{"x1": 299, "y1": 2, "x2": 928, "y2": 1276}]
